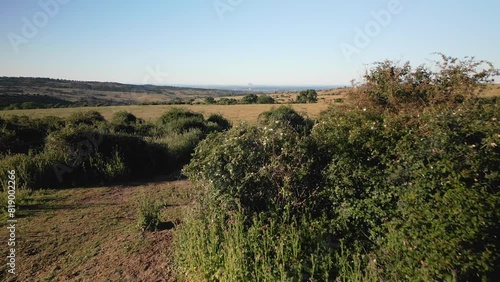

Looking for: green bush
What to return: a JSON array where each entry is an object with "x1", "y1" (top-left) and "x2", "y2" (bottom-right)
[
  {"x1": 157, "y1": 108, "x2": 207, "y2": 135},
  {"x1": 204, "y1": 97, "x2": 216, "y2": 104},
  {"x1": 110, "y1": 111, "x2": 152, "y2": 135},
  {"x1": 241, "y1": 94, "x2": 258, "y2": 104},
  {"x1": 66, "y1": 111, "x2": 107, "y2": 127},
  {"x1": 217, "y1": 98, "x2": 238, "y2": 105},
  {"x1": 296, "y1": 89, "x2": 318, "y2": 103},
  {"x1": 184, "y1": 122, "x2": 325, "y2": 216},
  {"x1": 258, "y1": 106, "x2": 314, "y2": 135},
  {"x1": 0, "y1": 115, "x2": 65, "y2": 154},
  {"x1": 312, "y1": 108, "x2": 403, "y2": 250},
  {"x1": 374, "y1": 104, "x2": 500, "y2": 280},
  {"x1": 256, "y1": 95, "x2": 275, "y2": 104},
  {"x1": 206, "y1": 114, "x2": 232, "y2": 132},
  {"x1": 112, "y1": 111, "x2": 138, "y2": 124},
  {"x1": 153, "y1": 128, "x2": 205, "y2": 167},
  {"x1": 0, "y1": 150, "x2": 65, "y2": 190},
  {"x1": 158, "y1": 108, "x2": 204, "y2": 125},
  {"x1": 313, "y1": 104, "x2": 500, "y2": 280},
  {"x1": 178, "y1": 100, "x2": 500, "y2": 280},
  {"x1": 352, "y1": 54, "x2": 500, "y2": 112},
  {"x1": 137, "y1": 191, "x2": 162, "y2": 231},
  {"x1": 49, "y1": 128, "x2": 173, "y2": 179},
  {"x1": 0, "y1": 108, "x2": 224, "y2": 190}
]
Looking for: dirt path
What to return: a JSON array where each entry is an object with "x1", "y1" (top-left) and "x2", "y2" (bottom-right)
[{"x1": 1, "y1": 180, "x2": 195, "y2": 281}]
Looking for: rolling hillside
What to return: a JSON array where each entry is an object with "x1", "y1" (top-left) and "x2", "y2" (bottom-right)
[{"x1": 0, "y1": 77, "x2": 255, "y2": 108}]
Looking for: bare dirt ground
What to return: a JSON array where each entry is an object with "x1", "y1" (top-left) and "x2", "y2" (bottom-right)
[{"x1": 1, "y1": 179, "x2": 195, "y2": 281}]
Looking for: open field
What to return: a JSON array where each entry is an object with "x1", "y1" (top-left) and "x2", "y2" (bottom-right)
[
  {"x1": 3, "y1": 83, "x2": 499, "y2": 123},
  {"x1": 0, "y1": 179, "x2": 195, "y2": 281},
  {"x1": 483, "y1": 84, "x2": 500, "y2": 96},
  {"x1": 215, "y1": 84, "x2": 500, "y2": 103},
  {"x1": 0, "y1": 103, "x2": 331, "y2": 123}
]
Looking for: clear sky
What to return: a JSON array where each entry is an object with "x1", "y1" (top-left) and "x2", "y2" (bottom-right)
[{"x1": 0, "y1": 0, "x2": 499, "y2": 86}]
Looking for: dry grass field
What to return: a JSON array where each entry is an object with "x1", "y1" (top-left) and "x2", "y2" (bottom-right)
[
  {"x1": 0, "y1": 103, "x2": 331, "y2": 124},
  {"x1": 2, "y1": 83, "x2": 497, "y2": 123},
  {"x1": 482, "y1": 84, "x2": 500, "y2": 96},
  {"x1": 3, "y1": 84, "x2": 497, "y2": 123}
]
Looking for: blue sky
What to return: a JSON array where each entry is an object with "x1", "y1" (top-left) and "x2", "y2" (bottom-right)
[{"x1": 0, "y1": 0, "x2": 499, "y2": 86}]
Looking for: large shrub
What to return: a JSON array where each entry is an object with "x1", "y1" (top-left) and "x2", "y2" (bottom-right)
[
  {"x1": 184, "y1": 120, "x2": 325, "y2": 216},
  {"x1": 178, "y1": 100, "x2": 500, "y2": 280},
  {"x1": 110, "y1": 111, "x2": 152, "y2": 135},
  {"x1": 152, "y1": 128, "x2": 205, "y2": 167},
  {"x1": 312, "y1": 108, "x2": 405, "y2": 250},
  {"x1": 0, "y1": 150, "x2": 66, "y2": 191},
  {"x1": 157, "y1": 108, "x2": 207, "y2": 135},
  {"x1": 0, "y1": 108, "x2": 228, "y2": 190},
  {"x1": 206, "y1": 114, "x2": 232, "y2": 132},
  {"x1": 179, "y1": 108, "x2": 334, "y2": 280},
  {"x1": 184, "y1": 108, "x2": 316, "y2": 210},
  {"x1": 312, "y1": 103, "x2": 500, "y2": 280},
  {"x1": 66, "y1": 110, "x2": 107, "y2": 127},
  {"x1": 0, "y1": 115, "x2": 65, "y2": 155},
  {"x1": 45, "y1": 127, "x2": 172, "y2": 183},
  {"x1": 256, "y1": 95, "x2": 275, "y2": 104},
  {"x1": 158, "y1": 108, "x2": 203, "y2": 125},
  {"x1": 374, "y1": 104, "x2": 500, "y2": 280},
  {"x1": 351, "y1": 54, "x2": 500, "y2": 112},
  {"x1": 296, "y1": 89, "x2": 318, "y2": 103},
  {"x1": 258, "y1": 106, "x2": 314, "y2": 135}
]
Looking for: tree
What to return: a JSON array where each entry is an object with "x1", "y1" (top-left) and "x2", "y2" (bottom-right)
[
  {"x1": 241, "y1": 94, "x2": 258, "y2": 104},
  {"x1": 218, "y1": 98, "x2": 238, "y2": 105},
  {"x1": 296, "y1": 89, "x2": 318, "y2": 103},
  {"x1": 204, "y1": 97, "x2": 216, "y2": 104},
  {"x1": 256, "y1": 95, "x2": 275, "y2": 104}
]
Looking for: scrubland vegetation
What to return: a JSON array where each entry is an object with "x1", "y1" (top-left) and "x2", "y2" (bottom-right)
[
  {"x1": 1, "y1": 55, "x2": 499, "y2": 281},
  {"x1": 0, "y1": 108, "x2": 232, "y2": 192},
  {"x1": 175, "y1": 55, "x2": 500, "y2": 281}
]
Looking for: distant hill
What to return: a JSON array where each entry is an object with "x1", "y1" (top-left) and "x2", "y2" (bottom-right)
[
  {"x1": 0, "y1": 77, "x2": 255, "y2": 109},
  {"x1": 0, "y1": 94, "x2": 73, "y2": 109}
]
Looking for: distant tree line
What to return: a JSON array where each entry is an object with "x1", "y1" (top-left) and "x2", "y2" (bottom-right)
[
  {"x1": 204, "y1": 94, "x2": 276, "y2": 105},
  {"x1": 203, "y1": 90, "x2": 319, "y2": 105}
]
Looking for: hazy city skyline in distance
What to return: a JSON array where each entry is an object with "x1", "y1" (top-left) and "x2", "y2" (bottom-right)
[{"x1": 1, "y1": 0, "x2": 499, "y2": 86}]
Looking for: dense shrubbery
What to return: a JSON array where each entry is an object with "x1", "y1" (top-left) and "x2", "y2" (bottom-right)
[
  {"x1": 177, "y1": 103, "x2": 500, "y2": 281},
  {"x1": 0, "y1": 150, "x2": 65, "y2": 191},
  {"x1": 204, "y1": 94, "x2": 276, "y2": 105},
  {"x1": 207, "y1": 114, "x2": 232, "y2": 132},
  {"x1": 176, "y1": 56, "x2": 500, "y2": 281},
  {"x1": 350, "y1": 53, "x2": 500, "y2": 112},
  {"x1": 66, "y1": 111, "x2": 107, "y2": 127},
  {"x1": 258, "y1": 106, "x2": 314, "y2": 135},
  {"x1": 0, "y1": 108, "x2": 231, "y2": 190},
  {"x1": 0, "y1": 115, "x2": 65, "y2": 154}
]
